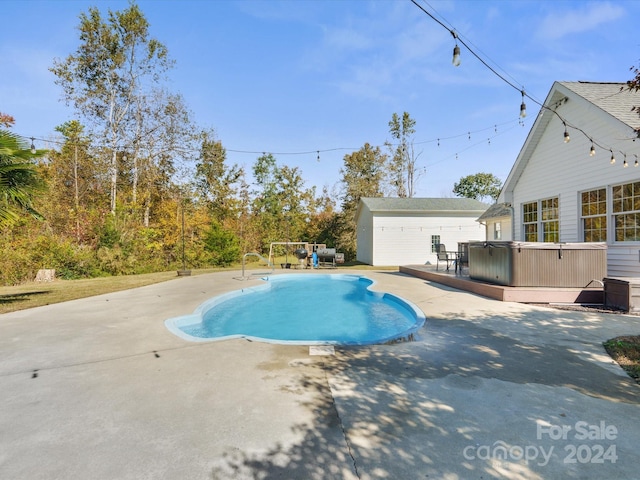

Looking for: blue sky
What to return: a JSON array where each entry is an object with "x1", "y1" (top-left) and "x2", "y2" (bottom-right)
[{"x1": 2, "y1": 0, "x2": 639, "y2": 198}]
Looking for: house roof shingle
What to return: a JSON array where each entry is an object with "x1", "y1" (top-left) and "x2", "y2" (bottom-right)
[
  {"x1": 559, "y1": 81, "x2": 640, "y2": 130},
  {"x1": 477, "y1": 202, "x2": 512, "y2": 221}
]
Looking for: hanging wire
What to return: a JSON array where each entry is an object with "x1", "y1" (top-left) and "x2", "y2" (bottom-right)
[
  {"x1": 18, "y1": 116, "x2": 523, "y2": 161},
  {"x1": 19, "y1": 2, "x2": 638, "y2": 168},
  {"x1": 409, "y1": 0, "x2": 640, "y2": 167}
]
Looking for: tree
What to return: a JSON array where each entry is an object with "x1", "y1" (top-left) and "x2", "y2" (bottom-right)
[
  {"x1": 50, "y1": 2, "x2": 174, "y2": 214},
  {"x1": 251, "y1": 153, "x2": 314, "y2": 251},
  {"x1": 126, "y1": 88, "x2": 193, "y2": 226},
  {"x1": 203, "y1": 220, "x2": 241, "y2": 267},
  {"x1": 0, "y1": 131, "x2": 46, "y2": 226},
  {"x1": 44, "y1": 120, "x2": 99, "y2": 242},
  {"x1": 386, "y1": 112, "x2": 421, "y2": 197},
  {"x1": 304, "y1": 186, "x2": 338, "y2": 248},
  {"x1": 340, "y1": 143, "x2": 386, "y2": 212},
  {"x1": 0, "y1": 112, "x2": 15, "y2": 128},
  {"x1": 626, "y1": 59, "x2": 640, "y2": 115},
  {"x1": 453, "y1": 172, "x2": 502, "y2": 203},
  {"x1": 194, "y1": 130, "x2": 242, "y2": 223},
  {"x1": 338, "y1": 143, "x2": 386, "y2": 258}
]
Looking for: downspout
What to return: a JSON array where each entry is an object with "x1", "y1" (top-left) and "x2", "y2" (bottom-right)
[{"x1": 508, "y1": 203, "x2": 515, "y2": 241}]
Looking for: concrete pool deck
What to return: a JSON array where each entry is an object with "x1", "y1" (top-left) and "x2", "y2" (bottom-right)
[{"x1": 1, "y1": 269, "x2": 639, "y2": 479}]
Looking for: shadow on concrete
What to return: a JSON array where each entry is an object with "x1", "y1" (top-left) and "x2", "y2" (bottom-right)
[{"x1": 209, "y1": 305, "x2": 640, "y2": 479}]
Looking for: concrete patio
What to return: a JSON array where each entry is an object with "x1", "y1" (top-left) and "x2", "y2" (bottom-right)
[{"x1": 1, "y1": 269, "x2": 639, "y2": 479}]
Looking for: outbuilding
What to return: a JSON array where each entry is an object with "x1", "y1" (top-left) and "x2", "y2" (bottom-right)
[{"x1": 355, "y1": 197, "x2": 488, "y2": 266}]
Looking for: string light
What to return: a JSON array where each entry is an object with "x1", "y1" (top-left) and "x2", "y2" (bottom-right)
[
  {"x1": 451, "y1": 31, "x2": 461, "y2": 67},
  {"x1": 624, "y1": 154, "x2": 628, "y2": 168},
  {"x1": 409, "y1": 0, "x2": 639, "y2": 171},
  {"x1": 610, "y1": 150, "x2": 616, "y2": 165},
  {"x1": 563, "y1": 123, "x2": 570, "y2": 143},
  {"x1": 30, "y1": 137, "x2": 36, "y2": 154},
  {"x1": 19, "y1": 118, "x2": 518, "y2": 163},
  {"x1": 635, "y1": 155, "x2": 639, "y2": 167},
  {"x1": 519, "y1": 90, "x2": 526, "y2": 118}
]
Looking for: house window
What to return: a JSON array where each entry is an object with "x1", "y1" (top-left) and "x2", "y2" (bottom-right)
[
  {"x1": 581, "y1": 188, "x2": 606, "y2": 242},
  {"x1": 613, "y1": 181, "x2": 640, "y2": 241},
  {"x1": 522, "y1": 201, "x2": 538, "y2": 241},
  {"x1": 431, "y1": 235, "x2": 440, "y2": 253},
  {"x1": 541, "y1": 197, "x2": 559, "y2": 242},
  {"x1": 522, "y1": 197, "x2": 559, "y2": 241},
  {"x1": 494, "y1": 222, "x2": 501, "y2": 240}
]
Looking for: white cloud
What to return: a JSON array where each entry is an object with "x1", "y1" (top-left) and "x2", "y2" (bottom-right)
[{"x1": 536, "y1": 2, "x2": 625, "y2": 40}]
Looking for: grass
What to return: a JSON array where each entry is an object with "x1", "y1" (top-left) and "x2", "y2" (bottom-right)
[
  {"x1": 603, "y1": 336, "x2": 640, "y2": 383},
  {"x1": 0, "y1": 260, "x2": 396, "y2": 314},
  {"x1": 0, "y1": 270, "x2": 204, "y2": 315}
]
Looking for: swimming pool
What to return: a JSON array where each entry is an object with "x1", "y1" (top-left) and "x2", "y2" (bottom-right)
[{"x1": 165, "y1": 274, "x2": 425, "y2": 345}]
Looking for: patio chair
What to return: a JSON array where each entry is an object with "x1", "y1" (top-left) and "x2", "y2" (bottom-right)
[
  {"x1": 435, "y1": 243, "x2": 456, "y2": 271},
  {"x1": 457, "y1": 242, "x2": 469, "y2": 273}
]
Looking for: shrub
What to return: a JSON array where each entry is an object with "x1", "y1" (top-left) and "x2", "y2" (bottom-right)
[{"x1": 203, "y1": 221, "x2": 241, "y2": 267}]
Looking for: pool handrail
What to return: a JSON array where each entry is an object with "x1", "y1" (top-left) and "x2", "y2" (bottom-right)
[{"x1": 241, "y1": 252, "x2": 274, "y2": 279}]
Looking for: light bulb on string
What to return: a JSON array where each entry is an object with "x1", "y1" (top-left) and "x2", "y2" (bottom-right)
[
  {"x1": 589, "y1": 141, "x2": 595, "y2": 157},
  {"x1": 563, "y1": 123, "x2": 570, "y2": 143},
  {"x1": 30, "y1": 137, "x2": 36, "y2": 154},
  {"x1": 451, "y1": 31, "x2": 461, "y2": 67},
  {"x1": 519, "y1": 90, "x2": 526, "y2": 118},
  {"x1": 624, "y1": 154, "x2": 628, "y2": 168},
  {"x1": 452, "y1": 45, "x2": 461, "y2": 67},
  {"x1": 610, "y1": 150, "x2": 616, "y2": 165},
  {"x1": 635, "y1": 155, "x2": 639, "y2": 167},
  {"x1": 317, "y1": 150, "x2": 320, "y2": 162}
]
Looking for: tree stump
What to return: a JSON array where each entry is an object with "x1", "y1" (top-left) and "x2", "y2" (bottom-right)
[{"x1": 35, "y1": 269, "x2": 56, "y2": 282}]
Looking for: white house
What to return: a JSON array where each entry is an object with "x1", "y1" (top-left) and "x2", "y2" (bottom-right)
[
  {"x1": 498, "y1": 81, "x2": 640, "y2": 276},
  {"x1": 355, "y1": 197, "x2": 488, "y2": 266}
]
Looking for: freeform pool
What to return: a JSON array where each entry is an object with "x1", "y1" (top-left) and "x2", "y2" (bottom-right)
[{"x1": 165, "y1": 274, "x2": 425, "y2": 345}]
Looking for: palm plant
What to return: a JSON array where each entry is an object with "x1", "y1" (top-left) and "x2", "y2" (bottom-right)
[{"x1": 0, "y1": 130, "x2": 46, "y2": 226}]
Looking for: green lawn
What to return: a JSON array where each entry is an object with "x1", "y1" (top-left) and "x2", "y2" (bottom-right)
[{"x1": 0, "y1": 261, "x2": 396, "y2": 314}]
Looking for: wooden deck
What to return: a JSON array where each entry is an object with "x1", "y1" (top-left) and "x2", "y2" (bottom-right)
[{"x1": 400, "y1": 265, "x2": 604, "y2": 304}]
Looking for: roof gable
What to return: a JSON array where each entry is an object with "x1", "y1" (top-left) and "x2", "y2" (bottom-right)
[{"x1": 501, "y1": 81, "x2": 640, "y2": 202}]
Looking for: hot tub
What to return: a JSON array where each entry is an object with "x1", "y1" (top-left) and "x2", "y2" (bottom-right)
[{"x1": 468, "y1": 241, "x2": 607, "y2": 287}]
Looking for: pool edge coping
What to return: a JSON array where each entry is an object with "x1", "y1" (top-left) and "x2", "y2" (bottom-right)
[{"x1": 164, "y1": 273, "x2": 426, "y2": 346}]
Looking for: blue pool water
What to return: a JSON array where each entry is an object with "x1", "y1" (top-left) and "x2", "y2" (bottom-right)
[{"x1": 165, "y1": 274, "x2": 425, "y2": 345}]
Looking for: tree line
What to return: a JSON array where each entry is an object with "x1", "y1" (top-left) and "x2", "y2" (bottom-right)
[{"x1": 0, "y1": 2, "x2": 503, "y2": 285}]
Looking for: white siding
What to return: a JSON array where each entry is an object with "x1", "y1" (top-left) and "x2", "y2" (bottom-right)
[
  {"x1": 356, "y1": 205, "x2": 374, "y2": 265},
  {"x1": 370, "y1": 213, "x2": 485, "y2": 266},
  {"x1": 510, "y1": 91, "x2": 640, "y2": 276},
  {"x1": 608, "y1": 245, "x2": 640, "y2": 277},
  {"x1": 484, "y1": 217, "x2": 512, "y2": 241}
]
